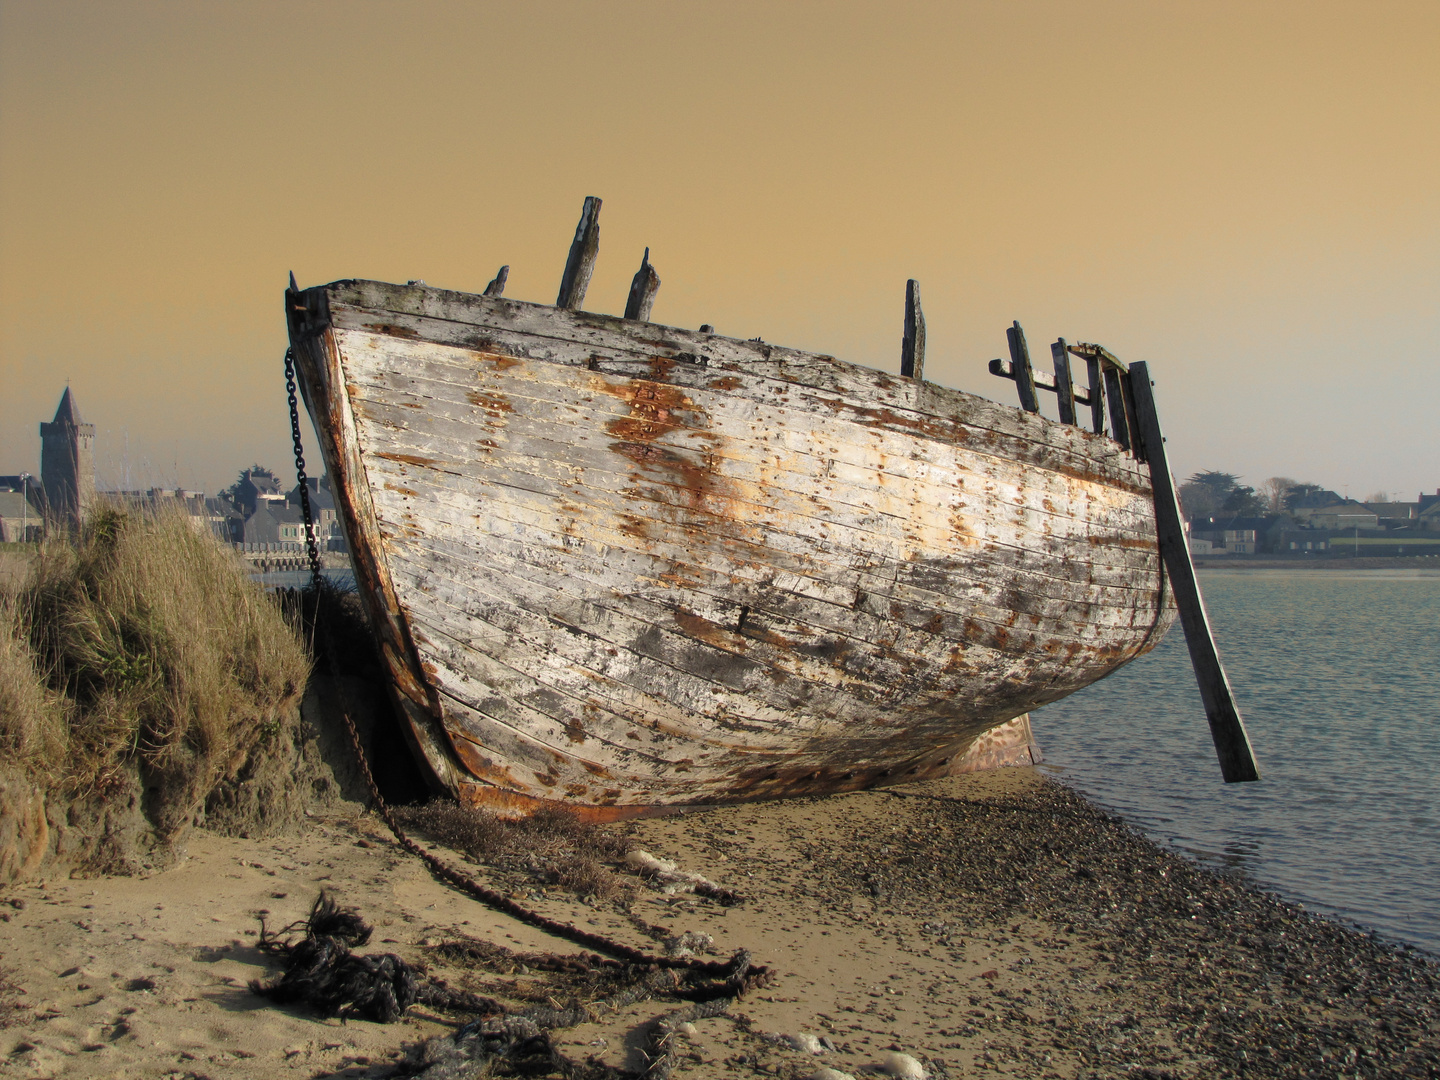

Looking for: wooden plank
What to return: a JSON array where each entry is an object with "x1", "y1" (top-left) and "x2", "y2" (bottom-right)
[
  {"x1": 988, "y1": 358, "x2": 1094, "y2": 406},
  {"x1": 1085, "y1": 356, "x2": 1105, "y2": 434},
  {"x1": 1128, "y1": 361, "x2": 1260, "y2": 783},
  {"x1": 1103, "y1": 366, "x2": 1131, "y2": 452},
  {"x1": 1006, "y1": 321, "x2": 1040, "y2": 413},
  {"x1": 901, "y1": 279, "x2": 926, "y2": 381},
  {"x1": 340, "y1": 343, "x2": 1168, "y2": 589},
  {"x1": 556, "y1": 196, "x2": 601, "y2": 310},
  {"x1": 1050, "y1": 338, "x2": 1076, "y2": 425},
  {"x1": 483, "y1": 265, "x2": 509, "y2": 297},
  {"x1": 623, "y1": 247, "x2": 660, "y2": 321},
  {"x1": 326, "y1": 280, "x2": 1145, "y2": 481},
  {"x1": 328, "y1": 301, "x2": 1156, "y2": 500}
]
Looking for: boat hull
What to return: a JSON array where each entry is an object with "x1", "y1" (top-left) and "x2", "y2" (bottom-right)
[{"x1": 288, "y1": 280, "x2": 1174, "y2": 817}]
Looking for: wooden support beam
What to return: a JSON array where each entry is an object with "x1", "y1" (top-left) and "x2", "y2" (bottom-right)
[
  {"x1": 1006, "y1": 321, "x2": 1040, "y2": 413},
  {"x1": 623, "y1": 248, "x2": 660, "y2": 321},
  {"x1": 988, "y1": 358, "x2": 1094, "y2": 406},
  {"x1": 901, "y1": 279, "x2": 926, "y2": 380},
  {"x1": 1103, "y1": 367, "x2": 1132, "y2": 451},
  {"x1": 1085, "y1": 356, "x2": 1105, "y2": 434},
  {"x1": 556, "y1": 196, "x2": 602, "y2": 310},
  {"x1": 1128, "y1": 361, "x2": 1260, "y2": 784},
  {"x1": 1050, "y1": 338, "x2": 1076, "y2": 425},
  {"x1": 1066, "y1": 341, "x2": 1127, "y2": 373},
  {"x1": 483, "y1": 265, "x2": 509, "y2": 298}
]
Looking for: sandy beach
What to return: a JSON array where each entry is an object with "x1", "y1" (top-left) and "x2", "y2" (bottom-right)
[{"x1": 1, "y1": 767, "x2": 1437, "y2": 1079}]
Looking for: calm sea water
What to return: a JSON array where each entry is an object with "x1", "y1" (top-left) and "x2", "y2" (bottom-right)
[{"x1": 1034, "y1": 569, "x2": 1440, "y2": 954}]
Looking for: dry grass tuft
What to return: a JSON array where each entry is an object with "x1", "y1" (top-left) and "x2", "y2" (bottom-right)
[
  {"x1": 395, "y1": 800, "x2": 631, "y2": 900},
  {"x1": 0, "y1": 592, "x2": 69, "y2": 776},
  {"x1": 0, "y1": 504, "x2": 311, "y2": 841}
]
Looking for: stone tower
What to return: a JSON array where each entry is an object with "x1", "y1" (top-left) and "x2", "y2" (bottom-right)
[{"x1": 40, "y1": 388, "x2": 95, "y2": 529}]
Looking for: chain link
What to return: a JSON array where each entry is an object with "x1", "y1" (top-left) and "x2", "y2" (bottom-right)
[{"x1": 285, "y1": 347, "x2": 325, "y2": 594}]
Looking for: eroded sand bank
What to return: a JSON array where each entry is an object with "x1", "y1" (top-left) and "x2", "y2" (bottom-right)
[{"x1": 2, "y1": 768, "x2": 1436, "y2": 1079}]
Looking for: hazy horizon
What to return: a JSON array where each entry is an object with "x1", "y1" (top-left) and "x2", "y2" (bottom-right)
[{"x1": 3, "y1": 1, "x2": 1436, "y2": 498}]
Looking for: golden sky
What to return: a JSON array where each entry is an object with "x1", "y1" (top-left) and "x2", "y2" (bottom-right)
[{"x1": 2, "y1": 0, "x2": 1436, "y2": 499}]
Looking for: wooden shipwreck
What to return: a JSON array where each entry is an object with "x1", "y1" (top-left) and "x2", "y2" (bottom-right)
[{"x1": 285, "y1": 197, "x2": 1257, "y2": 819}]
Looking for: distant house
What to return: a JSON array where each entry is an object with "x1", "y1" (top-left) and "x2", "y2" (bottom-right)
[
  {"x1": 1421, "y1": 499, "x2": 1440, "y2": 534},
  {"x1": 0, "y1": 491, "x2": 43, "y2": 543},
  {"x1": 0, "y1": 475, "x2": 46, "y2": 516},
  {"x1": 1285, "y1": 488, "x2": 1345, "y2": 517},
  {"x1": 1276, "y1": 529, "x2": 1331, "y2": 553},
  {"x1": 1189, "y1": 515, "x2": 1285, "y2": 554},
  {"x1": 232, "y1": 466, "x2": 286, "y2": 517},
  {"x1": 1303, "y1": 502, "x2": 1379, "y2": 530},
  {"x1": 242, "y1": 503, "x2": 280, "y2": 545},
  {"x1": 240, "y1": 494, "x2": 342, "y2": 550},
  {"x1": 288, "y1": 478, "x2": 344, "y2": 546},
  {"x1": 1364, "y1": 501, "x2": 1420, "y2": 525}
]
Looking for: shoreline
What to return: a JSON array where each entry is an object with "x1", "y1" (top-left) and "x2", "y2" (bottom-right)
[
  {"x1": 1193, "y1": 555, "x2": 1440, "y2": 571},
  {"x1": 1, "y1": 769, "x2": 1436, "y2": 1078}
]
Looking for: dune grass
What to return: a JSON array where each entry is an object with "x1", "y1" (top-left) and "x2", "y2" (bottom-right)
[{"x1": 0, "y1": 505, "x2": 310, "y2": 842}]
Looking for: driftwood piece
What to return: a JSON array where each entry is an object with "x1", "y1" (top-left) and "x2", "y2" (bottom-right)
[
  {"x1": 1128, "y1": 361, "x2": 1260, "y2": 783},
  {"x1": 1050, "y1": 339, "x2": 1076, "y2": 425},
  {"x1": 901, "y1": 280, "x2": 926, "y2": 381},
  {"x1": 624, "y1": 248, "x2": 660, "y2": 321},
  {"x1": 556, "y1": 196, "x2": 602, "y2": 310},
  {"x1": 1006, "y1": 322, "x2": 1040, "y2": 413},
  {"x1": 483, "y1": 266, "x2": 509, "y2": 298}
]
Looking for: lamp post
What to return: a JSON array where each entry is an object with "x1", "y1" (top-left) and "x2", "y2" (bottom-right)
[{"x1": 18, "y1": 472, "x2": 31, "y2": 544}]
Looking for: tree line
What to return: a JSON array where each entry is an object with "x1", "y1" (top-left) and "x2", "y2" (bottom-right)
[{"x1": 1176, "y1": 472, "x2": 1334, "y2": 521}]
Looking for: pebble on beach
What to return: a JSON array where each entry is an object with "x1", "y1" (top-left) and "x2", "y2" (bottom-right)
[
  {"x1": 624, "y1": 850, "x2": 677, "y2": 876},
  {"x1": 806, "y1": 1069, "x2": 857, "y2": 1080},
  {"x1": 786, "y1": 1032, "x2": 825, "y2": 1054},
  {"x1": 880, "y1": 1050, "x2": 926, "y2": 1078}
]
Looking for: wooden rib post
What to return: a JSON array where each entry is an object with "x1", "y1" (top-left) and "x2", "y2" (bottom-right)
[
  {"x1": 1128, "y1": 361, "x2": 1260, "y2": 783},
  {"x1": 1006, "y1": 321, "x2": 1040, "y2": 413},
  {"x1": 1050, "y1": 338, "x2": 1076, "y2": 425},
  {"x1": 624, "y1": 247, "x2": 660, "y2": 321},
  {"x1": 483, "y1": 265, "x2": 509, "y2": 297},
  {"x1": 1085, "y1": 355, "x2": 1106, "y2": 434},
  {"x1": 1103, "y1": 366, "x2": 1132, "y2": 451},
  {"x1": 556, "y1": 196, "x2": 602, "y2": 310},
  {"x1": 901, "y1": 280, "x2": 926, "y2": 380}
]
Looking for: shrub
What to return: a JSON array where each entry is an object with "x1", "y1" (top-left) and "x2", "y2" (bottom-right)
[{"x1": 0, "y1": 505, "x2": 311, "y2": 843}]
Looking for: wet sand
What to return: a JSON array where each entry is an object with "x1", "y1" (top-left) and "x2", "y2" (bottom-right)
[{"x1": 2, "y1": 768, "x2": 1436, "y2": 1078}]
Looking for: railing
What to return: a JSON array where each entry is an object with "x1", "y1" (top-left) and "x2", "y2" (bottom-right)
[
  {"x1": 234, "y1": 539, "x2": 347, "y2": 554},
  {"x1": 988, "y1": 323, "x2": 1140, "y2": 454}
]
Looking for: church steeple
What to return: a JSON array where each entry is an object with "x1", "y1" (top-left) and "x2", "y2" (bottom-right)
[
  {"x1": 51, "y1": 387, "x2": 84, "y2": 426},
  {"x1": 40, "y1": 386, "x2": 95, "y2": 529}
]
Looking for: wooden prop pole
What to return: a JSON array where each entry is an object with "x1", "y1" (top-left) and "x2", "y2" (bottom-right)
[{"x1": 1128, "y1": 361, "x2": 1261, "y2": 783}]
